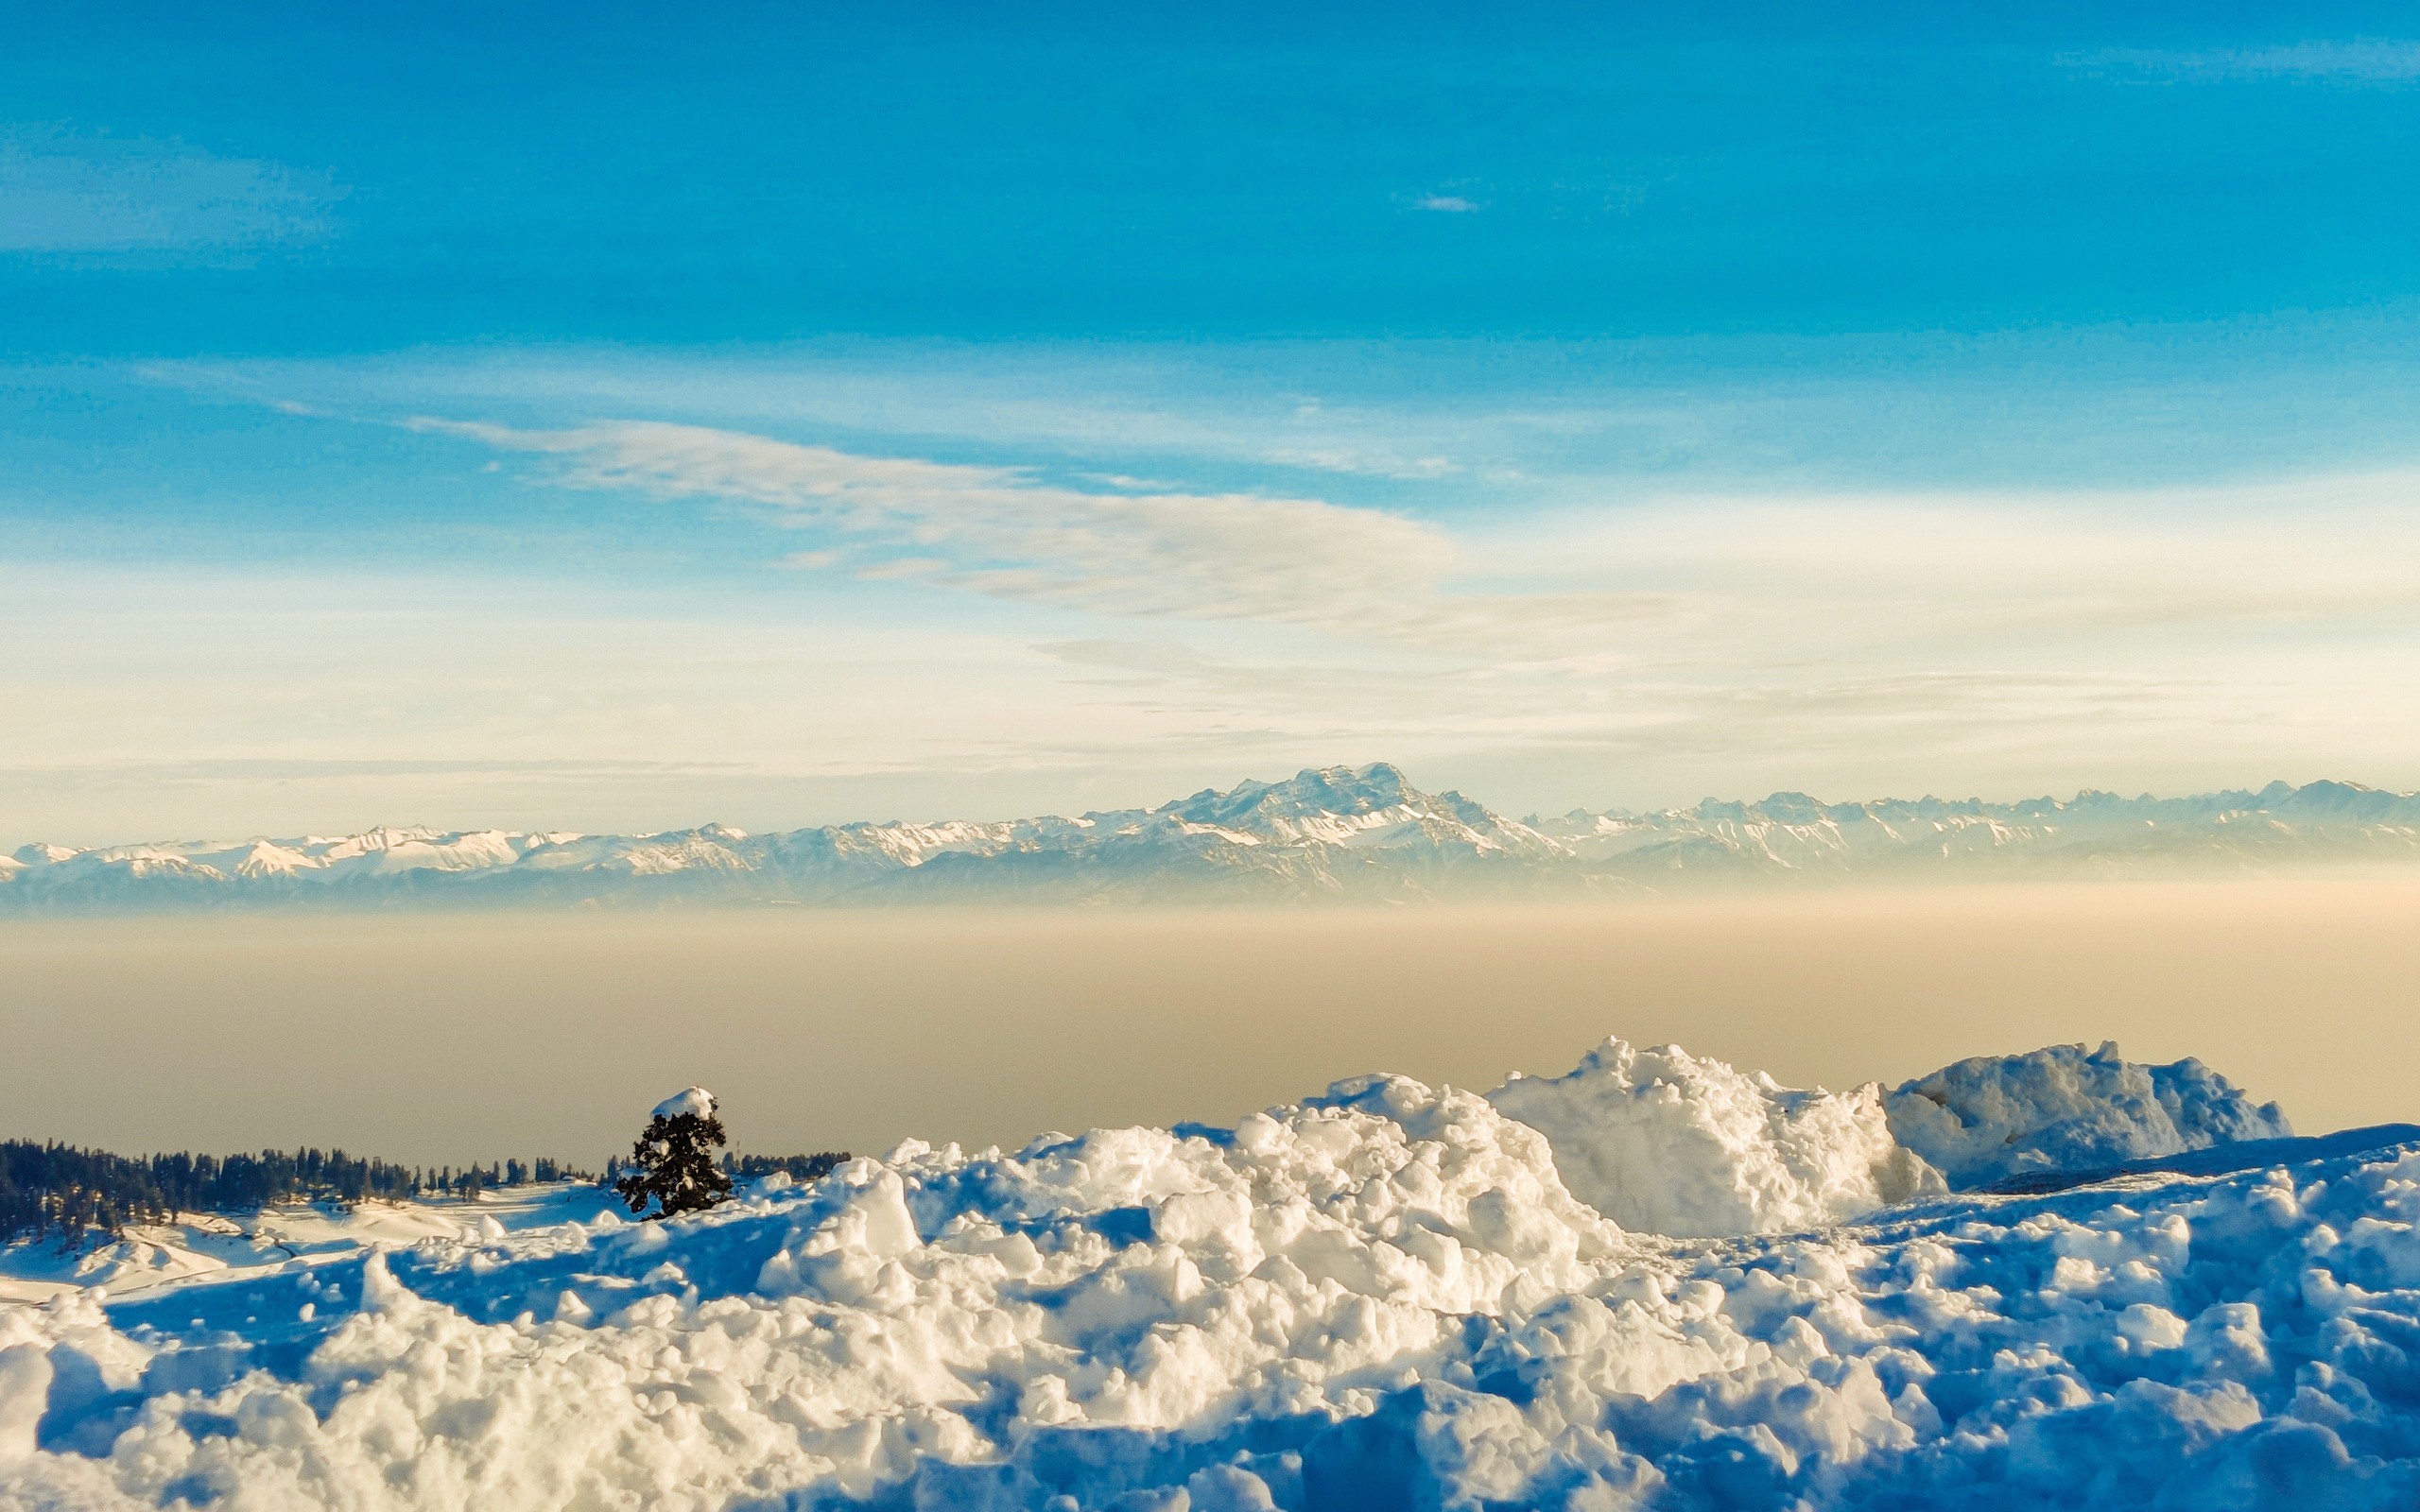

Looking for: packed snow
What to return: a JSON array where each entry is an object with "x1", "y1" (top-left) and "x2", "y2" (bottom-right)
[
  {"x1": 1488, "y1": 1040, "x2": 1943, "y2": 1237},
  {"x1": 2, "y1": 1036, "x2": 2415, "y2": 1509},
  {"x1": 652, "y1": 1088, "x2": 719, "y2": 1123},
  {"x1": 1887, "y1": 1041, "x2": 2296, "y2": 1188}
]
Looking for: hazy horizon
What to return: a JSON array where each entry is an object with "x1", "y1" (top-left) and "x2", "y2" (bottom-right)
[{"x1": 6, "y1": 876, "x2": 2413, "y2": 1169}]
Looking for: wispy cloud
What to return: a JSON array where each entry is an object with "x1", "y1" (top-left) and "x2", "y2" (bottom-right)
[
  {"x1": 418, "y1": 414, "x2": 2420, "y2": 688},
  {"x1": 415, "y1": 418, "x2": 1462, "y2": 630},
  {"x1": 0, "y1": 129, "x2": 341, "y2": 254},
  {"x1": 1414, "y1": 194, "x2": 1480, "y2": 214},
  {"x1": 32, "y1": 372, "x2": 2420, "y2": 827},
  {"x1": 1261, "y1": 444, "x2": 1459, "y2": 479},
  {"x1": 12, "y1": 444, "x2": 2420, "y2": 835},
  {"x1": 2066, "y1": 41, "x2": 2420, "y2": 83},
  {"x1": 143, "y1": 315, "x2": 2420, "y2": 507},
  {"x1": 421, "y1": 415, "x2": 1744, "y2": 662}
]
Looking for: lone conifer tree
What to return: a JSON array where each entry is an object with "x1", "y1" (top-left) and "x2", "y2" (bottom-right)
[{"x1": 615, "y1": 1087, "x2": 735, "y2": 1220}]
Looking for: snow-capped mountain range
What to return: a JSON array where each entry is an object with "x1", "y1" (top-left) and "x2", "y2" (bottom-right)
[{"x1": 7, "y1": 764, "x2": 2419, "y2": 912}]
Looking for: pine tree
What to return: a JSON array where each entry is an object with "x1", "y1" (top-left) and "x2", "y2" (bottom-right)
[{"x1": 614, "y1": 1087, "x2": 734, "y2": 1220}]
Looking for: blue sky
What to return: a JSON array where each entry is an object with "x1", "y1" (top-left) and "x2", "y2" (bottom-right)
[{"x1": 9, "y1": 4, "x2": 2420, "y2": 841}]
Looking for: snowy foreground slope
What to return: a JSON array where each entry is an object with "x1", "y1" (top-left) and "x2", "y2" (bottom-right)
[
  {"x1": 10, "y1": 1039, "x2": 2418, "y2": 1510},
  {"x1": 9, "y1": 765, "x2": 2420, "y2": 912}
]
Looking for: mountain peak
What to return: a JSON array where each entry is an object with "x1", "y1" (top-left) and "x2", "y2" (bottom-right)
[
  {"x1": 1156, "y1": 761, "x2": 1439, "y2": 832},
  {"x1": 1274, "y1": 762, "x2": 1416, "y2": 809}
]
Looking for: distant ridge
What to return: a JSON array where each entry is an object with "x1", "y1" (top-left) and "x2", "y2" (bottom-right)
[{"x1": 7, "y1": 765, "x2": 2419, "y2": 913}]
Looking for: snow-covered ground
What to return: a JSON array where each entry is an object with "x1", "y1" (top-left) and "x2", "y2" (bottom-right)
[
  {"x1": 0, "y1": 1186, "x2": 621, "y2": 1311},
  {"x1": 3, "y1": 1039, "x2": 2415, "y2": 1509}
]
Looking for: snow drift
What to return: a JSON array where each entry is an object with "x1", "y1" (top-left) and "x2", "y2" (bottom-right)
[
  {"x1": 1885, "y1": 1040, "x2": 2294, "y2": 1187},
  {"x1": 1488, "y1": 1040, "x2": 1944, "y2": 1236},
  {"x1": 2, "y1": 1036, "x2": 2411, "y2": 1511}
]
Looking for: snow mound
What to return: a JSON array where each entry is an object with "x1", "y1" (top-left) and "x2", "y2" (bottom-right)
[
  {"x1": 1487, "y1": 1039, "x2": 1944, "y2": 1236},
  {"x1": 0, "y1": 1035, "x2": 2379, "y2": 1510},
  {"x1": 649, "y1": 1086, "x2": 717, "y2": 1121},
  {"x1": 761, "y1": 1070, "x2": 1628, "y2": 1322},
  {"x1": 1885, "y1": 1040, "x2": 2292, "y2": 1188}
]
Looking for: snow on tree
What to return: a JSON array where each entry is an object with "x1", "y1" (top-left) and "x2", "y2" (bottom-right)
[{"x1": 614, "y1": 1086, "x2": 735, "y2": 1220}]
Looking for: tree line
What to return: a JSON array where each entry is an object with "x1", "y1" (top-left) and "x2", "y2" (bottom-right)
[
  {"x1": 0, "y1": 1143, "x2": 588, "y2": 1246},
  {"x1": 2, "y1": 1139, "x2": 852, "y2": 1246}
]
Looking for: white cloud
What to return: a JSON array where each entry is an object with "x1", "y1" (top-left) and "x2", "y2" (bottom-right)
[
  {"x1": 27, "y1": 380, "x2": 2420, "y2": 832},
  {"x1": 380, "y1": 415, "x2": 2420, "y2": 798},
  {"x1": 424, "y1": 417, "x2": 2420, "y2": 670},
  {"x1": 418, "y1": 418, "x2": 1462, "y2": 630},
  {"x1": 13, "y1": 446, "x2": 2420, "y2": 836},
  {"x1": 1261, "y1": 444, "x2": 1459, "y2": 479},
  {"x1": 1415, "y1": 194, "x2": 1480, "y2": 213}
]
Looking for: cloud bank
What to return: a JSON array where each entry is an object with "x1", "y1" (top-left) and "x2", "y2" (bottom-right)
[
  {"x1": 425, "y1": 416, "x2": 2420, "y2": 663},
  {"x1": 12, "y1": 365, "x2": 2420, "y2": 838}
]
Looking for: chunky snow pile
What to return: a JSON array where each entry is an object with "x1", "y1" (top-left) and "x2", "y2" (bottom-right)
[
  {"x1": 1886, "y1": 1041, "x2": 2294, "y2": 1188},
  {"x1": 3, "y1": 1039, "x2": 2410, "y2": 1511},
  {"x1": 1488, "y1": 1040, "x2": 1944, "y2": 1236}
]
